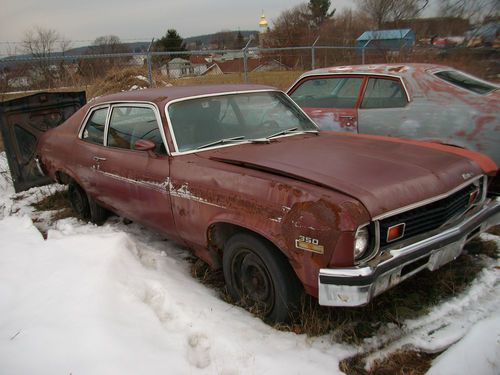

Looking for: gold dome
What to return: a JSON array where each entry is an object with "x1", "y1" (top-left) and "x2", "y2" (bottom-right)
[{"x1": 259, "y1": 12, "x2": 268, "y2": 28}]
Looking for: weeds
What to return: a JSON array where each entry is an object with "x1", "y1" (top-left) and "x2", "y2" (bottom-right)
[
  {"x1": 189, "y1": 238, "x2": 494, "y2": 341},
  {"x1": 31, "y1": 188, "x2": 74, "y2": 222},
  {"x1": 32, "y1": 189, "x2": 70, "y2": 211},
  {"x1": 340, "y1": 350, "x2": 439, "y2": 375},
  {"x1": 487, "y1": 225, "x2": 500, "y2": 237}
]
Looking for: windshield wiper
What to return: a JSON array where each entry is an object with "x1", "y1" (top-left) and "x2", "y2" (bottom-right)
[
  {"x1": 196, "y1": 136, "x2": 245, "y2": 150},
  {"x1": 266, "y1": 127, "x2": 319, "y2": 139}
]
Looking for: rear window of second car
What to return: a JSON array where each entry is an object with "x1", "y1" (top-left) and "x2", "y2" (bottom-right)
[{"x1": 434, "y1": 70, "x2": 497, "y2": 95}]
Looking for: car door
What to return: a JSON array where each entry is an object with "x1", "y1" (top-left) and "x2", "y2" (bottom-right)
[
  {"x1": 81, "y1": 103, "x2": 176, "y2": 237},
  {"x1": 357, "y1": 76, "x2": 410, "y2": 137},
  {"x1": 288, "y1": 75, "x2": 364, "y2": 132}
]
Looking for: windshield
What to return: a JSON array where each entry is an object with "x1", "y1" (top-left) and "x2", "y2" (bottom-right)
[
  {"x1": 434, "y1": 70, "x2": 497, "y2": 95},
  {"x1": 167, "y1": 91, "x2": 318, "y2": 152}
]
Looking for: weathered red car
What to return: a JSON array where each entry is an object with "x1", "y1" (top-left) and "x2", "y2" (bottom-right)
[
  {"x1": 35, "y1": 85, "x2": 500, "y2": 322},
  {"x1": 287, "y1": 64, "x2": 500, "y2": 193}
]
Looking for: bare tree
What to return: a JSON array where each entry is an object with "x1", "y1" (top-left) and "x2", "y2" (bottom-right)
[
  {"x1": 89, "y1": 35, "x2": 130, "y2": 55},
  {"x1": 212, "y1": 30, "x2": 237, "y2": 49},
  {"x1": 80, "y1": 35, "x2": 131, "y2": 79},
  {"x1": 356, "y1": 0, "x2": 429, "y2": 28},
  {"x1": 438, "y1": 0, "x2": 499, "y2": 22},
  {"x1": 22, "y1": 26, "x2": 63, "y2": 85},
  {"x1": 22, "y1": 26, "x2": 59, "y2": 58},
  {"x1": 268, "y1": 3, "x2": 312, "y2": 46}
]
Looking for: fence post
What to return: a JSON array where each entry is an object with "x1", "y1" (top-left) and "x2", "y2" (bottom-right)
[
  {"x1": 147, "y1": 38, "x2": 154, "y2": 87},
  {"x1": 311, "y1": 36, "x2": 320, "y2": 70},
  {"x1": 242, "y1": 36, "x2": 253, "y2": 84},
  {"x1": 362, "y1": 40, "x2": 370, "y2": 65}
]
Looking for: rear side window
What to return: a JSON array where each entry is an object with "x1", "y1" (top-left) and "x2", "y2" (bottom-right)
[
  {"x1": 361, "y1": 78, "x2": 407, "y2": 109},
  {"x1": 435, "y1": 70, "x2": 497, "y2": 95},
  {"x1": 107, "y1": 106, "x2": 166, "y2": 154},
  {"x1": 290, "y1": 77, "x2": 363, "y2": 108},
  {"x1": 82, "y1": 107, "x2": 107, "y2": 144}
]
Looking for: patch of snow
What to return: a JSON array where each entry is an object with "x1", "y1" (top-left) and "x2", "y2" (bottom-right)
[
  {"x1": 426, "y1": 315, "x2": 500, "y2": 375},
  {"x1": 134, "y1": 75, "x2": 149, "y2": 83}
]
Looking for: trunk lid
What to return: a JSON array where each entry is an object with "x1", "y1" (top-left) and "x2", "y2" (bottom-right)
[{"x1": 0, "y1": 92, "x2": 86, "y2": 192}]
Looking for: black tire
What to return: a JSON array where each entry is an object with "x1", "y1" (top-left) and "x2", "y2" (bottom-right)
[
  {"x1": 88, "y1": 194, "x2": 108, "y2": 225},
  {"x1": 68, "y1": 182, "x2": 90, "y2": 221},
  {"x1": 223, "y1": 233, "x2": 302, "y2": 323},
  {"x1": 68, "y1": 182, "x2": 108, "y2": 225}
]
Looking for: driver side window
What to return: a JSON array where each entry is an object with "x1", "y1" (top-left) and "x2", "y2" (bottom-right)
[{"x1": 290, "y1": 77, "x2": 363, "y2": 108}]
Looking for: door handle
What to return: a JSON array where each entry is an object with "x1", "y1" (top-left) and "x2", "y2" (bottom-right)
[
  {"x1": 93, "y1": 156, "x2": 107, "y2": 162},
  {"x1": 339, "y1": 115, "x2": 354, "y2": 120}
]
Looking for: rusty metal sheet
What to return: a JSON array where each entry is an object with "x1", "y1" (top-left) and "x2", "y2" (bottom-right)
[{"x1": 0, "y1": 92, "x2": 86, "y2": 192}]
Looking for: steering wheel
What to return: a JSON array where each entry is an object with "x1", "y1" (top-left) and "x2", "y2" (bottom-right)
[{"x1": 260, "y1": 120, "x2": 280, "y2": 132}]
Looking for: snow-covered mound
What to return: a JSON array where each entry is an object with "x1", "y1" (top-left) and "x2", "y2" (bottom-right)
[{"x1": 0, "y1": 216, "x2": 353, "y2": 374}]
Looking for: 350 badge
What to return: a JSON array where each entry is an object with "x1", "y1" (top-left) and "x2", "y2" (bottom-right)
[{"x1": 295, "y1": 235, "x2": 324, "y2": 254}]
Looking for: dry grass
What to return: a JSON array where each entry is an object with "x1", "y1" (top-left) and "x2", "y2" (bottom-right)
[
  {"x1": 171, "y1": 70, "x2": 304, "y2": 91},
  {"x1": 190, "y1": 237, "x2": 494, "y2": 340},
  {"x1": 31, "y1": 189, "x2": 74, "y2": 221},
  {"x1": 340, "y1": 350, "x2": 439, "y2": 375},
  {"x1": 85, "y1": 66, "x2": 163, "y2": 99},
  {"x1": 488, "y1": 225, "x2": 500, "y2": 236},
  {"x1": 85, "y1": 67, "x2": 303, "y2": 99}
]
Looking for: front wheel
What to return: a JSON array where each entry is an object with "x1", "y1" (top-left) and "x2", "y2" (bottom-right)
[{"x1": 223, "y1": 233, "x2": 302, "y2": 323}]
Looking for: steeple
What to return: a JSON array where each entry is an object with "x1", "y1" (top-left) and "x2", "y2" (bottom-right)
[{"x1": 259, "y1": 11, "x2": 268, "y2": 30}]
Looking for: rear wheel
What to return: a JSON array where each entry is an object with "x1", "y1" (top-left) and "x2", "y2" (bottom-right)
[
  {"x1": 68, "y1": 182, "x2": 108, "y2": 225},
  {"x1": 68, "y1": 182, "x2": 90, "y2": 221},
  {"x1": 223, "y1": 233, "x2": 302, "y2": 323}
]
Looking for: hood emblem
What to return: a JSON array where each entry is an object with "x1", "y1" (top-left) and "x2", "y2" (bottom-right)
[{"x1": 462, "y1": 172, "x2": 473, "y2": 180}]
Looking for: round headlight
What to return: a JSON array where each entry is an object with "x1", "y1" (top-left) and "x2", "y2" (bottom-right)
[{"x1": 354, "y1": 226, "x2": 369, "y2": 260}]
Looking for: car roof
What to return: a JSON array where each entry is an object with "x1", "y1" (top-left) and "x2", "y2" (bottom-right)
[
  {"x1": 89, "y1": 84, "x2": 277, "y2": 107},
  {"x1": 299, "y1": 63, "x2": 447, "y2": 79}
]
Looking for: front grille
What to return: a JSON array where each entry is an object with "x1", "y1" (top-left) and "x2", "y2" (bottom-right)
[{"x1": 379, "y1": 181, "x2": 481, "y2": 248}]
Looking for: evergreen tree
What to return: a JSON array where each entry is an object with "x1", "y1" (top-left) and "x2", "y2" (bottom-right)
[
  {"x1": 235, "y1": 30, "x2": 245, "y2": 49},
  {"x1": 308, "y1": 0, "x2": 336, "y2": 29},
  {"x1": 155, "y1": 29, "x2": 187, "y2": 58}
]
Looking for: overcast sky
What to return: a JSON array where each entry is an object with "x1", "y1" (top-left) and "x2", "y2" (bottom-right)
[
  {"x1": 0, "y1": 0, "x2": 350, "y2": 53},
  {"x1": 0, "y1": 0, "x2": 440, "y2": 55}
]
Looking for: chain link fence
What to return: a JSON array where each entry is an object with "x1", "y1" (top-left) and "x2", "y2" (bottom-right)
[{"x1": 0, "y1": 44, "x2": 498, "y2": 94}]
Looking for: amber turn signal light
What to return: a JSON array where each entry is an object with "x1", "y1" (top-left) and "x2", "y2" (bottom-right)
[{"x1": 387, "y1": 223, "x2": 405, "y2": 242}]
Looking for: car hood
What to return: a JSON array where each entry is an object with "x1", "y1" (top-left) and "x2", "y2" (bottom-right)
[{"x1": 204, "y1": 132, "x2": 485, "y2": 218}]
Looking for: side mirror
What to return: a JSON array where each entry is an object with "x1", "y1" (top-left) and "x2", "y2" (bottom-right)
[{"x1": 134, "y1": 139, "x2": 156, "y2": 152}]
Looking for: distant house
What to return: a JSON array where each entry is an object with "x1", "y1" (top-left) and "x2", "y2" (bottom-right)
[
  {"x1": 356, "y1": 29, "x2": 416, "y2": 51},
  {"x1": 160, "y1": 58, "x2": 208, "y2": 78}
]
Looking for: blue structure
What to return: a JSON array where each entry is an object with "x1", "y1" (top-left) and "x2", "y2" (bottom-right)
[{"x1": 356, "y1": 29, "x2": 416, "y2": 51}]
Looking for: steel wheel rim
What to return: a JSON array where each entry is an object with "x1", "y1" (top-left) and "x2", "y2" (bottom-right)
[{"x1": 231, "y1": 248, "x2": 275, "y2": 314}]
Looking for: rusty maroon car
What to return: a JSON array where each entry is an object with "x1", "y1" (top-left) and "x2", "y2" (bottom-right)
[
  {"x1": 35, "y1": 85, "x2": 500, "y2": 322},
  {"x1": 287, "y1": 64, "x2": 500, "y2": 193}
]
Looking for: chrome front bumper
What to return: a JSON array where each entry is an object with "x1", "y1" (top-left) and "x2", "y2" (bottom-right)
[{"x1": 318, "y1": 199, "x2": 500, "y2": 307}]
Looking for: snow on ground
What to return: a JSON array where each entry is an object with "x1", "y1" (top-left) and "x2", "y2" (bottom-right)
[
  {"x1": 427, "y1": 315, "x2": 500, "y2": 375},
  {"x1": 0, "y1": 151, "x2": 499, "y2": 374},
  {"x1": 0, "y1": 215, "x2": 353, "y2": 374}
]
